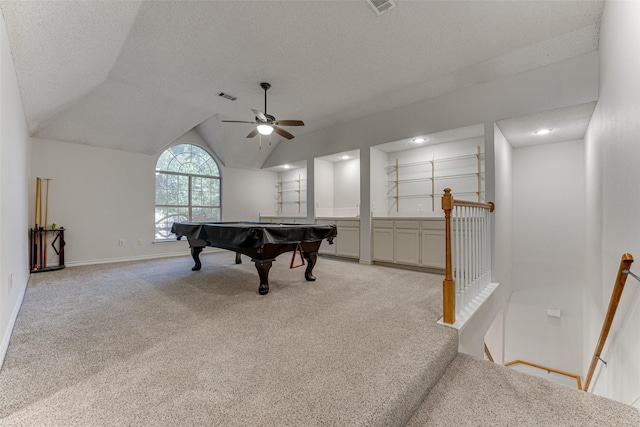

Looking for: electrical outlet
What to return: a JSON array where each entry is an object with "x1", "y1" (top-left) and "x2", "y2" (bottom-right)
[
  {"x1": 418, "y1": 204, "x2": 424, "y2": 212},
  {"x1": 137, "y1": 239, "x2": 143, "y2": 246},
  {"x1": 8, "y1": 274, "x2": 13, "y2": 293},
  {"x1": 119, "y1": 239, "x2": 125, "y2": 247}
]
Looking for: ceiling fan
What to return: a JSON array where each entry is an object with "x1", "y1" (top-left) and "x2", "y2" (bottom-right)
[{"x1": 222, "y1": 82, "x2": 304, "y2": 141}]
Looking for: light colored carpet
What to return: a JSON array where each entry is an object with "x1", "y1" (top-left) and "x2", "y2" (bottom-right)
[
  {"x1": 407, "y1": 353, "x2": 640, "y2": 426},
  {"x1": 0, "y1": 252, "x2": 457, "y2": 426}
]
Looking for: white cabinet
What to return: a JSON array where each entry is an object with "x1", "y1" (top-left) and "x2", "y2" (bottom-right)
[
  {"x1": 372, "y1": 218, "x2": 445, "y2": 269},
  {"x1": 395, "y1": 228, "x2": 421, "y2": 265},
  {"x1": 316, "y1": 218, "x2": 360, "y2": 259},
  {"x1": 372, "y1": 220, "x2": 394, "y2": 262},
  {"x1": 420, "y1": 220, "x2": 446, "y2": 268},
  {"x1": 336, "y1": 220, "x2": 360, "y2": 258}
]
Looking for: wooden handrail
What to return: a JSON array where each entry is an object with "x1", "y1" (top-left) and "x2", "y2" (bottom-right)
[
  {"x1": 441, "y1": 188, "x2": 495, "y2": 324},
  {"x1": 453, "y1": 199, "x2": 495, "y2": 212},
  {"x1": 505, "y1": 360, "x2": 582, "y2": 390},
  {"x1": 583, "y1": 253, "x2": 634, "y2": 392}
]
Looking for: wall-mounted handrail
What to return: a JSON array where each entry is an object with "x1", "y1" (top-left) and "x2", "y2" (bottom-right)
[
  {"x1": 583, "y1": 253, "x2": 634, "y2": 392},
  {"x1": 505, "y1": 360, "x2": 582, "y2": 390},
  {"x1": 441, "y1": 188, "x2": 495, "y2": 324}
]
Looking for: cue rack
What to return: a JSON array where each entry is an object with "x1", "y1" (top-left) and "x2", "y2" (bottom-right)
[{"x1": 30, "y1": 177, "x2": 65, "y2": 273}]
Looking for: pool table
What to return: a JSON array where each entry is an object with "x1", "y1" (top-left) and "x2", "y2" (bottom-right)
[{"x1": 171, "y1": 221, "x2": 337, "y2": 295}]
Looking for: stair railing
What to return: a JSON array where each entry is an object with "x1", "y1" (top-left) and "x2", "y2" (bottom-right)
[
  {"x1": 505, "y1": 360, "x2": 582, "y2": 390},
  {"x1": 441, "y1": 188, "x2": 495, "y2": 325},
  {"x1": 583, "y1": 253, "x2": 634, "y2": 392}
]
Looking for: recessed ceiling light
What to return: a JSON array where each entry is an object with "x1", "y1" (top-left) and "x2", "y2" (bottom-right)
[
  {"x1": 534, "y1": 128, "x2": 552, "y2": 135},
  {"x1": 282, "y1": 164, "x2": 291, "y2": 169},
  {"x1": 412, "y1": 137, "x2": 426, "y2": 143},
  {"x1": 340, "y1": 155, "x2": 350, "y2": 160}
]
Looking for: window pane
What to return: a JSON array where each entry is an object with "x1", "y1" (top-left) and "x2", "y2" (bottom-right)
[
  {"x1": 192, "y1": 177, "x2": 220, "y2": 207},
  {"x1": 155, "y1": 207, "x2": 189, "y2": 239},
  {"x1": 155, "y1": 173, "x2": 170, "y2": 204},
  {"x1": 155, "y1": 144, "x2": 222, "y2": 239},
  {"x1": 156, "y1": 143, "x2": 220, "y2": 176},
  {"x1": 192, "y1": 207, "x2": 220, "y2": 222}
]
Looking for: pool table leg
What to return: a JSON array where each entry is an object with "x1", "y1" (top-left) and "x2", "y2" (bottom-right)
[
  {"x1": 191, "y1": 247, "x2": 203, "y2": 271},
  {"x1": 253, "y1": 259, "x2": 273, "y2": 295},
  {"x1": 303, "y1": 251, "x2": 318, "y2": 281}
]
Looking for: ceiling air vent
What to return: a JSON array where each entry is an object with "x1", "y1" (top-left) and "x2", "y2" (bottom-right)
[
  {"x1": 217, "y1": 92, "x2": 237, "y2": 101},
  {"x1": 366, "y1": 0, "x2": 396, "y2": 15}
]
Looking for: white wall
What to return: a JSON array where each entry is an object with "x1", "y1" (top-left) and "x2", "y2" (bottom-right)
[
  {"x1": 584, "y1": 0, "x2": 640, "y2": 407},
  {"x1": 0, "y1": 13, "x2": 31, "y2": 367},
  {"x1": 314, "y1": 159, "x2": 334, "y2": 211},
  {"x1": 380, "y1": 137, "x2": 484, "y2": 217},
  {"x1": 264, "y1": 52, "x2": 597, "y2": 262},
  {"x1": 333, "y1": 158, "x2": 360, "y2": 209},
  {"x1": 31, "y1": 131, "x2": 277, "y2": 265},
  {"x1": 506, "y1": 140, "x2": 585, "y2": 374},
  {"x1": 264, "y1": 52, "x2": 598, "y2": 171}
]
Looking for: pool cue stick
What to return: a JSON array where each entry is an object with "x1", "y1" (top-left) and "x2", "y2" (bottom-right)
[
  {"x1": 33, "y1": 178, "x2": 41, "y2": 269},
  {"x1": 43, "y1": 179, "x2": 51, "y2": 268},
  {"x1": 38, "y1": 177, "x2": 44, "y2": 269}
]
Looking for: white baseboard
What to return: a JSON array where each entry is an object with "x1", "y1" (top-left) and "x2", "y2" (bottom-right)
[
  {"x1": 0, "y1": 275, "x2": 27, "y2": 370},
  {"x1": 66, "y1": 248, "x2": 226, "y2": 268}
]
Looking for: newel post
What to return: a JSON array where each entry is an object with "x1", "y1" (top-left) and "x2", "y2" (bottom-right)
[{"x1": 442, "y1": 188, "x2": 455, "y2": 324}]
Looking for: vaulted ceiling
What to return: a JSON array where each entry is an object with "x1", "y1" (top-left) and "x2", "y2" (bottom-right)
[{"x1": 0, "y1": 1, "x2": 603, "y2": 169}]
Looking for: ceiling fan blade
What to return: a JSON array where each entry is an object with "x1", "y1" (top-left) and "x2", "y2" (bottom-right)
[
  {"x1": 273, "y1": 126, "x2": 295, "y2": 140},
  {"x1": 221, "y1": 120, "x2": 255, "y2": 124},
  {"x1": 252, "y1": 109, "x2": 268, "y2": 123},
  {"x1": 246, "y1": 128, "x2": 259, "y2": 138},
  {"x1": 275, "y1": 120, "x2": 305, "y2": 127}
]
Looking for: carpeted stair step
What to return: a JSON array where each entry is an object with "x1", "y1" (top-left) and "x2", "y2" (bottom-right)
[{"x1": 406, "y1": 353, "x2": 640, "y2": 426}]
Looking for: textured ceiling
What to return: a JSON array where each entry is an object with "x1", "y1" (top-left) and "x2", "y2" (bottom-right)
[
  {"x1": 496, "y1": 101, "x2": 597, "y2": 148},
  {"x1": 0, "y1": 1, "x2": 603, "y2": 169}
]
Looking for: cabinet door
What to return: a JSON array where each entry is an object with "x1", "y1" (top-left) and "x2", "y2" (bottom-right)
[
  {"x1": 395, "y1": 228, "x2": 420, "y2": 265},
  {"x1": 421, "y1": 229, "x2": 446, "y2": 269},
  {"x1": 372, "y1": 228, "x2": 394, "y2": 262},
  {"x1": 336, "y1": 226, "x2": 360, "y2": 258}
]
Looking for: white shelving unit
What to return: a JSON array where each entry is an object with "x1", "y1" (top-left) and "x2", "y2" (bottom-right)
[
  {"x1": 275, "y1": 174, "x2": 306, "y2": 214},
  {"x1": 385, "y1": 146, "x2": 484, "y2": 213}
]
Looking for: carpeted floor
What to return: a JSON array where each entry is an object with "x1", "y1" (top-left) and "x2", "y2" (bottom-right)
[
  {"x1": 0, "y1": 252, "x2": 457, "y2": 426},
  {"x1": 3, "y1": 252, "x2": 638, "y2": 426}
]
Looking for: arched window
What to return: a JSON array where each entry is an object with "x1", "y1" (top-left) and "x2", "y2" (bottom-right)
[{"x1": 155, "y1": 144, "x2": 221, "y2": 239}]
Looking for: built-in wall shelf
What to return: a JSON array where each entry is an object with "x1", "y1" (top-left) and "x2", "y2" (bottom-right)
[
  {"x1": 385, "y1": 146, "x2": 484, "y2": 213},
  {"x1": 275, "y1": 175, "x2": 306, "y2": 214}
]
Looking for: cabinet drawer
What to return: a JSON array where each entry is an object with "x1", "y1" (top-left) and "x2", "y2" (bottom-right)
[
  {"x1": 337, "y1": 220, "x2": 359, "y2": 228},
  {"x1": 373, "y1": 220, "x2": 394, "y2": 229},
  {"x1": 395, "y1": 220, "x2": 420, "y2": 229},
  {"x1": 421, "y1": 219, "x2": 445, "y2": 230}
]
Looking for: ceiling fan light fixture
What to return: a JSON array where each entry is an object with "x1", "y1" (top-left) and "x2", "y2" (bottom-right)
[{"x1": 257, "y1": 124, "x2": 274, "y2": 135}]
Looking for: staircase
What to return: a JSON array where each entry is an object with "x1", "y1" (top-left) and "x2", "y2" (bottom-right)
[{"x1": 406, "y1": 352, "x2": 640, "y2": 426}]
